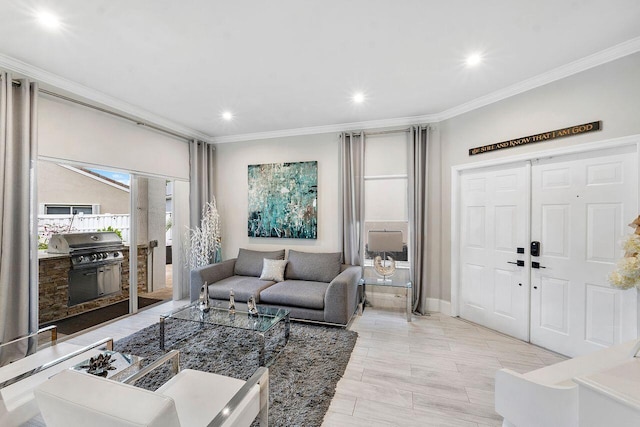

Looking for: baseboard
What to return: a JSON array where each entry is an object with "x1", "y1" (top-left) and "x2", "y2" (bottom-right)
[
  {"x1": 426, "y1": 298, "x2": 441, "y2": 313},
  {"x1": 439, "y1": 300, "x2": 452, "y2": 316},
  {"x1": 425, "y1": 298, "x2": 452, "y2": 316}
]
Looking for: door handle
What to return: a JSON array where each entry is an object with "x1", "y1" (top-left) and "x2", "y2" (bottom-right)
[
  {"x1": 531, "y1": 261, "x2": 546, "y2": 269},
  {"x1": 508, "y1": 260, "x2": 525, "y2": 267}
]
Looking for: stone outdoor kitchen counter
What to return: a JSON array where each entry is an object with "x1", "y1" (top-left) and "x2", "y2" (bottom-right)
[{"x1": 38, "y1": 245, "x2": 149, "y2": 324}]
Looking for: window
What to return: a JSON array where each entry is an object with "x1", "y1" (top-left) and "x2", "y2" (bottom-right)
[
  {"x1": 44, "y1": 204, "x2": 96, "y2": 215},
  {"x1": 363, "y1": 132, "x2": 409, "y2": 267}
]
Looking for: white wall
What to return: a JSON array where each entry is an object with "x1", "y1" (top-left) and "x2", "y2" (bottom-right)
[
  {"x1": 438, "y1": 52, "x2": 640, "y2": 302},
  {"x1": 214, "y1": 133, "x2": 341, "y2": 259}
]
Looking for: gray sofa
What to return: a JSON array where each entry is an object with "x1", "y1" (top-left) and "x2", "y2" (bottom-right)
[{"x1": 190, "y1": 249, "x2": 361, "y2": 325}]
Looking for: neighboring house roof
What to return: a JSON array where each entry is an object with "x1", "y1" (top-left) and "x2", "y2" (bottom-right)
[{"x1": 60, "y1": 165, "x2": 130, "y2": 192}]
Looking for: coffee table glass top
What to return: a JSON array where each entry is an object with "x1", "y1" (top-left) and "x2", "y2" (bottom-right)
[{"x1": 162, "y1": 303, "x2": 289, "y2": 333}]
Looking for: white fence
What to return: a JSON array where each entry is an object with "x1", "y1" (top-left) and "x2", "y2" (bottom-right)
[{"x1": 38, "y1": 213, "x2": 173, "y2": 245}]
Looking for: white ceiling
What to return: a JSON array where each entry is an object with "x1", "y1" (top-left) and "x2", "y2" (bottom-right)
[{"x1": 1, "y1": 0, "x2": 640, "y2": 142}]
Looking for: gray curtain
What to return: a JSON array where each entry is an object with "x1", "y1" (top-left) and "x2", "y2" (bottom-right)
[
  {"x1": 189, "y1": 139, "x2": 215, "y2": 228},
  {"x1": 340, "y1": 132, "x2": 364, "y2": 266},
  {"x1": 0, "y1": 73, "x2": 39, "y2": 366},
  {"x1": 408, "y1": 125, "x2": 429, "y2": 314}
]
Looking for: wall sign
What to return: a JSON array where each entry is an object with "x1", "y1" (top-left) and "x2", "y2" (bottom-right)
[{"x1": 469, "y1": 121, "x2": 601, "y2": 156}]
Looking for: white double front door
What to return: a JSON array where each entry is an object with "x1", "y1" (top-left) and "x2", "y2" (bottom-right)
[{"x1": 459, "y1": 145, "x2": 638, "y2": 357}]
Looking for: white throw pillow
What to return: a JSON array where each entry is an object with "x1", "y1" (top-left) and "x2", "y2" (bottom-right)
[{"x1": 260, "y1": 258, "x2": 288, "y2": 282}]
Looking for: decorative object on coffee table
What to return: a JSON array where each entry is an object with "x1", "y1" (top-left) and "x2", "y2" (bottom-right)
[
  {"x1": 79, "y1": 353, "x2": 116, "y2": 377},
  {"x1": 228, "y1": 289, "x2": 236, "y2": 314},
  {"x1": 71, "y1": 350, "x2": 144, "y2": 382},
  {"x1": 247, "y1": 295, "x2": 258, "y2": 316},
  {"x1": 198, "y1": 282, "x2": 211, "y2": 312}
]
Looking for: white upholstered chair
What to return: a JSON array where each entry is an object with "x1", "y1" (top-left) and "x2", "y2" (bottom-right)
[
  {"x1": 35, "y1": 364, "x2": 269, "y2": 427},
  {"x1": 495, "y1": 339, "x2": 640, "y2": 427},
  {"x1": 0, "y1": 328, "x2": 112, "y2": 427}
]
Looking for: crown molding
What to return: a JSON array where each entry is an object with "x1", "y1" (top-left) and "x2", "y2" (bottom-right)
[
  {"x1": 211, "y1": 114, "x2": 436, "y2": 144},
  {"x1": 0, "y1": 53, "x2": 213, "y2": 143},
  {"x1": 432, "y1": 36, "x2": 640, "y2": 122}
]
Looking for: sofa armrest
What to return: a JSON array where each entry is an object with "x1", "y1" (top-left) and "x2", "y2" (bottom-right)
[
  {"x1": 190, "y1": 259, "x2": 236, "y2": 302},
  {"x1": 324, "y1": 265, "x2": 361, "y2": 325}
]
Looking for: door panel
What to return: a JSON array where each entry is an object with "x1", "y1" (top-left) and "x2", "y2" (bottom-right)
[
  {"x1": 585, "y1": 284, "x2": 619, "y2": 347},
  {"x1": 530, "y1": 146, "x2": 638, "y2": 357},
  {"x1": 586, "y1": 203, "x2": 622, "y2": 262},
  {"x1": 538, "y1": 276, "x2": 569, "y2": 333},
  {"x1": 541, "y1": 205, "x2": 570, "y2": 257},
  {"x1": 460, "y1": 164, "x2": 530, "y2": 341}
]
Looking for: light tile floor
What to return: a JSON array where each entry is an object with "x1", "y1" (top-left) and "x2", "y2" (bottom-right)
[
  {"x1": 26, "y1": 295, "x2": 567, "y2": 427},
  {"x1": 323, "y1": 301, "x2": 567, "y2": 427}
]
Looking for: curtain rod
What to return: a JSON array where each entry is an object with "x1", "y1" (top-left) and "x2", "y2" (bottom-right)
[
  {"x1": 364, "y1": 128, "x2": 411, "y2": 136},
  {"x1": 6, "y1": 76, "x2": 191, "y2": 142},
  {"x1": 351, "y1": 126, "x2": 431, "y2": 137}
]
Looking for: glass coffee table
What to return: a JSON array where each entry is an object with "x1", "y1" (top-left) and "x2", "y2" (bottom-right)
[{"x1": 159, "y1": 303, "x2": 290, "y2": 366}]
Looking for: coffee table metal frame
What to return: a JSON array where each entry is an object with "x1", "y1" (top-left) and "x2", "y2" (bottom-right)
[{"x1": 160, "y1": 303, "x2": 290, "y2": 366}]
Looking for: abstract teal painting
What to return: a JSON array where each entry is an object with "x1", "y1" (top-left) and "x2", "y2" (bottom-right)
[{"x1": 248, "y1": 161, "x2": 317, "y2": 239}]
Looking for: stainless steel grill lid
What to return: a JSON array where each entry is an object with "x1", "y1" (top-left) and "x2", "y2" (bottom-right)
[{"x1": 47, "y1": 231, "x2": 123, "y2": 254}]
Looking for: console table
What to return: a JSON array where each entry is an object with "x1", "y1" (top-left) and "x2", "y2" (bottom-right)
[{"x1": 359, "y1": 277, "x2": 412, "y2": 322}]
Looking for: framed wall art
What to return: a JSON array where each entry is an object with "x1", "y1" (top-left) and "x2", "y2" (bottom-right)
[{"x1": 247, "y1": 161, "x2": 317, "y2": 239}]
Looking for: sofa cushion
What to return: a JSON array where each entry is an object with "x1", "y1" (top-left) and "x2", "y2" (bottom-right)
[
  {"x1": 259, "y1": 280, "x2": 330, "y2": 310},
  {"x1": 208, "y1": 276, "x2": 276, "y2": 302},
  {"x1": 285, "y1": 250, "x2": 341, "y2": 283},
  {"x1": 259, "y1": 259, "x2": 288, "y2": 282},
  {"x1": 234, "y1": 248, "x2": 285, "y2": 277}
]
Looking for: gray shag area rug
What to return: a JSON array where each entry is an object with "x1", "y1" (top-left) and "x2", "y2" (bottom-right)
[{"x1": 114, "y1": 318, "x2": 357, "y2": 427}]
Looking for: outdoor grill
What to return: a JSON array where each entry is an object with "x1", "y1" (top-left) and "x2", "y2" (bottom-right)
[{"x1": 48, "y1": 231, "x2": 125, "y2": 306}]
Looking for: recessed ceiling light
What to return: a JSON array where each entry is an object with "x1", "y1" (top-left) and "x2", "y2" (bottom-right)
[
  {"x1": 466, "y1": 53, "x2": 482, "y2": 67},
  {"x1": 353, "y1": 92, "x2": 365, "y2": 104},
  {"x1": 36, "y1": 10, "x2": 61, "y2": 30},
  {"x1": 222, "y1": 111, "x2": 233, "y2": 121}
]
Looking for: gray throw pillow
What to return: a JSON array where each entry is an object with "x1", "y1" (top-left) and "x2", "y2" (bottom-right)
[
  {"x1": 285, "y1": 250, "x2": 342, "y2": 283},
  {"x1": 234, "y1": 248, "x2": 285, "y2": 277}
]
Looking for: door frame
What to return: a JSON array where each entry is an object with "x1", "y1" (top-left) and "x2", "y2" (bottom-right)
[{"x1": 451, "y1": 134, "x2": 640, "y2": 318}]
